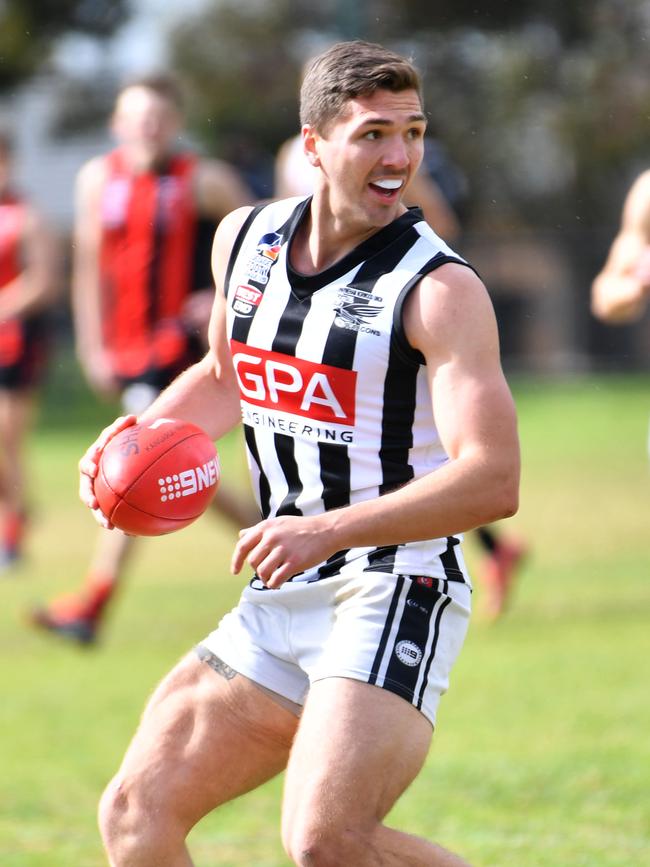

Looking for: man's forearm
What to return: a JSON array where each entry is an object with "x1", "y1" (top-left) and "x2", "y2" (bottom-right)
[{"x1": 324, "y1": 455, "x2": 519, "y2": 553}]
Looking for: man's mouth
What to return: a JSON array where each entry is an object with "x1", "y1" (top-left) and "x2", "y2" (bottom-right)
[{"x1": 368, "y1": 178, "x2": 404, "y2": 198}]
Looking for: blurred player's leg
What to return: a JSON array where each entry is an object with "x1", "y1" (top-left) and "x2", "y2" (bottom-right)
[
  {"x1": 29, "y1": 480, "x2": 258, "y2": 645},
  {"x1": 30, "y1": 529, "x2": 135, "y2": 644},
  {"x1": 0, "y1": 389, "x2": 34, "y2": 569},
  {"x1": 474, "y1": 525, "x2": 526, "y2": 620},
  {"x1": 210, "y1": 483, "x2": 260, "y2": 528}
]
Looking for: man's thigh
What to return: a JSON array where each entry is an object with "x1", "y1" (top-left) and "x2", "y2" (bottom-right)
[
  {"x1": 283, "y1": 677, "x2": 434, "y2": 833},
  {"x1": 112, "y1": 651, "x2": 299, "y2": 830}
]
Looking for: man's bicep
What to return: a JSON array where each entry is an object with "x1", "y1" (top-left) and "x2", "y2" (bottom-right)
[
  {"x1": 406, "y1": 267, "x2": 518, "y2": 462},
  {"x1": 430, "y1": 354, "x2": 518, "y2": 464}
]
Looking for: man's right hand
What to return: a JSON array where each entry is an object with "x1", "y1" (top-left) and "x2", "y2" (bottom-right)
[{"x1": 78, "y1": 415, "x2": 138, "y2": 528}]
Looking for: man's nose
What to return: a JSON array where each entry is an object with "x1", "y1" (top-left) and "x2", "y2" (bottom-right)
[{"x1": 381, "y1": 136, "x2": 409, "y2": 169}]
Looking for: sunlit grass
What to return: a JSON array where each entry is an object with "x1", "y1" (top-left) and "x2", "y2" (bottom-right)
[{"x1": 1, "y1": 373, "x2": 648, "y2": 866}]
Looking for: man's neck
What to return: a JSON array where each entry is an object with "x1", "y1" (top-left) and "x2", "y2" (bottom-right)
[
  {"x1": 119, "y1": 146, "x2": 174, "y2": 175},
  {"x1": 290, "y1": 195, "x2": 404, "y2": 276}
]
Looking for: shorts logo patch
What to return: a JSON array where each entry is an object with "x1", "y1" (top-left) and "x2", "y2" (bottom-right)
[{"x1": 395, "y1": 640, "x2": 423, "y2": 667}]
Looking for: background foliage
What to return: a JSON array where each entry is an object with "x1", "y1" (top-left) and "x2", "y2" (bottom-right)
[
  {"x1": 168, "y1": 0, "x2": 650, "y2": 229},
  {"x1": 0, "y1": 0, "x2": 128, "y2": 90},
  {"x1": 6, "y1": 0, "x2": 650, "y2": 233}
]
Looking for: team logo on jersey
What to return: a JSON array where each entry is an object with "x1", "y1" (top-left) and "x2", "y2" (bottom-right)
[
  {"x1": 232, "y1": 284, "x2": 263, "y2": 317},
  {"x1": 256, "y1": 232, "x2": 284, "y2": 261},
  {"x1": 334, "y1": 286, "x2": 384, "y2": 335},
  {"x1": 231, "y1": 339, "x2": 356, "y2": 425},
  {"x1": 395, "y1": 640, "x2": 423, "y2": 667},
  {"x1": 243, "y1": 232, "x2": 285, "y2": 285}
]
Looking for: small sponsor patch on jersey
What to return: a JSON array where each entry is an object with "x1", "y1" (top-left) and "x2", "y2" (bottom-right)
[
  {"x1": 244, "y1": 255, "x2": 273, "y2": 284},
  {"x1": 395, "y1": 640, "x2": 423, "y2": 667},
  {"x1": 232, "y1": 284, "x2": 263, "y2": 317}
]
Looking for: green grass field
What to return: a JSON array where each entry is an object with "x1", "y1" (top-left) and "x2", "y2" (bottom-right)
[{"x1": 1, "y1": 373, "x2": 648, "y2": 866}]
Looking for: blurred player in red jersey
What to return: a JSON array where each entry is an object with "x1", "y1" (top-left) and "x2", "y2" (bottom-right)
[
  {"x1": 30, "y1": 75, "x2": 258, "y2": 641},
  {"x1": 0, "y1": 126, "x2": 60, "y2": 570}
]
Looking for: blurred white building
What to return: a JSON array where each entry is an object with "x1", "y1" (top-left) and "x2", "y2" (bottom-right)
[{"x1": 0, "y1": 0, "x2": 208, "y2": 228}]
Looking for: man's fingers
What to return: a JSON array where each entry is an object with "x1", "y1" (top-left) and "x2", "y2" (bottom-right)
[
  {"x1": 79, "y1": 470, "x2": 97, "y2": 509},
  {"x1": 97, "y1": 414, "x2": 137, "y2": 450},
  {"x1": 254, "y1": 548, "x2": 286, "y2": 584},
  {"x1": 78, "y1": 414, "x2": 138, "y2": 518},
  {"x1": 231, "y1": 525, "x2": 262, "y2": 574},
  {"x1": 231, "y1": 542, "x2": 246, "y2": 575},
  {"x1": 91, "y1": 507, "x2": 113, "y2": 530},
  {"x1": 265, "y1": 563, "x2": 293, "y2": 590}
]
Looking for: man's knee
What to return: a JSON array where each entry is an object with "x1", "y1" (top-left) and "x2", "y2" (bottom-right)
[
  {"x1": 98, "y1": 772, "x2": 177, "y2": 862},
  {"x1": 98, "y1": 775, "x2": 131, "y2": 854},
  {"x1": 283, "y1": 817, "x2": 372, "y2": 867}
]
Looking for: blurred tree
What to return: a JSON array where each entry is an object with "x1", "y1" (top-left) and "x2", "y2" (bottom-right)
[
  {"x1": 170, "y1": 0, "x2": 650, "y2": 231},
  {"x1": 0, "y1": 0, "x2": 128, "y2": 90}
]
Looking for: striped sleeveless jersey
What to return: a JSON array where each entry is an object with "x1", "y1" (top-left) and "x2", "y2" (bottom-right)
[{"x1": 226, "y1": 196, "x2": 473, "y2": 585}]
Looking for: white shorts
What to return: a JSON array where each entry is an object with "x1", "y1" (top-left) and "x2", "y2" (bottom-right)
[{"x1": 199, "y1": 572, "x2": 471, "y2": 727}]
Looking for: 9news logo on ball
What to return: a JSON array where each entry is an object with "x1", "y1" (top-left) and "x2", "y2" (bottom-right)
[
  {"x1": 95, "y1": 418, "x2": 220, "y2": 536},
  {"x1": 158, "y1": 457, "x2": 220, "y2": 503}
]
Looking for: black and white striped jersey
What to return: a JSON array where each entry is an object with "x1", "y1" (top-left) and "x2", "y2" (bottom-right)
[{"x1": 225, "y1": 196, "x2": 473, "y2": 585}]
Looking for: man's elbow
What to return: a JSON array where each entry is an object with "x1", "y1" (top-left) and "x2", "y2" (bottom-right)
[
  {"x1": 489, "y1": 470, "x2": 520, "y2": 522},
  {"x1": 496, "y1": 490, "x2": 519, "y2": 521}
]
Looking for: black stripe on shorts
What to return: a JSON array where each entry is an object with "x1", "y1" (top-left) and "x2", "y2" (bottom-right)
[{"x1": 379, "y1": 578, "x2": 444, "y2": 704}]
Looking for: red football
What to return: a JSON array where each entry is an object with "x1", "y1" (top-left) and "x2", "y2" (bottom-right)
[{"x1": 94, "y1": 418, "x2": 220, "y2": 536}]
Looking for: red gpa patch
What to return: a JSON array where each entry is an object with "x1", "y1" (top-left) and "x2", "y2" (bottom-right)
[{"x1": 231, "y1": 340, "x2": 357, "y2": 425}]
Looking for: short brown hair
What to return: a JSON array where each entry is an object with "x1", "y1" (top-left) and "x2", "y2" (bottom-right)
[
  {"x1": 299, "y1": 40, "x2": 422, "y2": 133},
  {"x1": 116, "y1": 73, "x2": 185, "y2": 113}
]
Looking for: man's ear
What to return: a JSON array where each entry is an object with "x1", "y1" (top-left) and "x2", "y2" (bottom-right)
[{"x1": 302, "y1": 125, "x2": 321, "y2": 168}]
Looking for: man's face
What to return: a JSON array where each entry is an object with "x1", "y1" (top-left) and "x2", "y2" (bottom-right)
[
  {"x1": 305, "y1": 88, "x2": 426, "y2": 230},
  {"x1": 110, "y1": 86, "x2": 182, "y2": 165}
]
